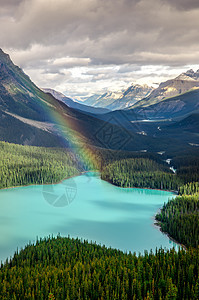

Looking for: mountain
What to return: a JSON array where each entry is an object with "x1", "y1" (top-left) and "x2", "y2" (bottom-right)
[
  {"x1": 0, "y1": 48, "x2": 196, "y2": 155},
  {"x1": 83, "y1": 90, "x2": 124, "y2": 108},
  {"x1": 82, "y1": 69, "x2": 199, "y2": 112},
  {"x1": 41, "y1": 88, "x2": 73, "y2": 105},
  {"x1": 0, "y1": 48, "x2": 170, "y2": 153},
  {"x1": 175, "y1": 69, "x2": 199, "y2": 81},
  {"x1": 83, "y1": 84, "x2": 153, "y2": 110},
  {"x1": 0, "y1": 49, "x2": 66, "y2": 146},
  {"x1": 0, "y1": 48, "x2": 108, "y2": 147},
  {"x1": 132, "y1": 88, "x2": 199, "y2": 120},
  {"x1": 42, "y1": 88, "x2": 110, "y2": 114},
  {"x1": 155, "y1": 113, "x2": 199, "y2": 147},
  {"x1": 130, "y1": 69, "x2": 199, "y2": 109},
  {"x1": 80, "y1": 93, "x2": 102, "y2": 106},
  {"x1": 107, "y1": 84, "x2": 153, "y2": 110},
  {"x1": 98, "y1": 81, "x2": 199, "y2": 154},
  {"x1": 162, "y1": 113, "x2": 199, "y2": 135}
]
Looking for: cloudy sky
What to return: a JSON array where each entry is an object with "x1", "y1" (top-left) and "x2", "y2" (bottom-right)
[{"x1": 1, "y1": 0, "x2": 199, "y2": 99}]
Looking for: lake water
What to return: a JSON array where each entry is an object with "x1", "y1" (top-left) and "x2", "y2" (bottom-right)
[{"x1": 0, "y1": 172, "x2": 177, "y2": 262}]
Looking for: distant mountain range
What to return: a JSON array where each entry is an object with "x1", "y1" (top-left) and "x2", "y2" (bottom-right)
[
  {"x1": 83, "y1": 90, "x2": 124, "y2": 108},
  {"x1": 0, "y1": 48, "x2": 198, "y2": 156},
  {"x1": 42, "y1": 88, "x2": 110, "y2": 114},
  {"x1": 0, "y1": 48, "x2": 159, "y2": 153},
  {"x1": 107, "y1": 84, "x2": 153, "y2": 110},
  {"x1": 81, "y1": 69, "x2": 199, "y2": 112},
  {"x1": 129, "y1": 69, "x2": 199, "y2": 110},
  {"x1": 82, "y1": 84, "x2": 153, "y2": 110}
]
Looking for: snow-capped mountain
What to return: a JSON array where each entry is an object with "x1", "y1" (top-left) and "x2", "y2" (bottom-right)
[
  {"x1": 107, "y1": 84, "x2": 153, "y2": 110},
  {"x1": 130, "y1": 69, "x2": 199, "y2": 109},
  {"x1": 82, "y1": 84, "x2": 153, "y2": 110},
  {"x1": 42, "y1": 88, "x2": 110, "y2": 114}
]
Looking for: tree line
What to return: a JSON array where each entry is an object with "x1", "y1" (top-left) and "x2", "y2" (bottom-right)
[
  {"x1": 0, "y1": 236, "x2": 198, "y2": 300},
  {"x1": 156, "y1": 194, "x2": 199, "y2": 248},
  {"x1": 0, "y1": 142, "x2": 199, "y2": 299},
  {"x1": 0, "y1": 141, "x2": 82, "y2": 189},
  {"x1": 101, "y1": 156, "x2": 199, "y2": 251},
  {"x1": 101, "y1": 158, "x2": 183, "y2": 191},
  {"x1": 0, "y1": 141, "x2": 172, "y2": 190}
]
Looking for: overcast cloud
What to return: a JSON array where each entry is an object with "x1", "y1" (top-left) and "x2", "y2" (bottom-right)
[{"x1": 1, "y1": 0, "x2": 199, "y2": 98}]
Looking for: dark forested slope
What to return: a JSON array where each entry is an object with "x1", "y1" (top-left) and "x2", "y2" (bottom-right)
[
  {"x1": 101, "y1": 158, "x2": 183, "y2": 190},
  {"x1": 0, "y1": 236, "x2": 198, "y2": 300},
  {"x1": 0, "y1": 141, "x2": 82, "y2": 189}
]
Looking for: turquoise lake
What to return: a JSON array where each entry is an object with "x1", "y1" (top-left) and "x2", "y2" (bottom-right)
[{"x1": 0, "y1": 172, "x2": 177, "y2": 262}]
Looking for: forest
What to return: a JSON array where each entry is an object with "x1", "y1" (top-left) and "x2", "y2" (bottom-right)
[
  {"x1": 0, "y1": 236, "x2": 198, "y2": 300},
  {"x1": 101, "y1": 158, "x2": 183, "y2": 191},
  {"x1": 0, "y1": 141, "x2": 198, "y2": 250},
  {"x1": 156, "y1": 194, "x2": 199, "y2": 248},
  {"x1": 0, "y1": 142, "x2": 199, "y2": 299},
  {"x1": 0, "y1": 141, "x2": 171, "y2": 190},
  {"x1": 101, "y1": 156, "x2": 199, "y2": 251},
  {"x1": 0, "y1": 141, "x2": 82, "y2": 189}
]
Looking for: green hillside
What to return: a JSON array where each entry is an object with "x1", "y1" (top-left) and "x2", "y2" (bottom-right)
[
  {"x1": 0, "y1": 141, "x2": 81, "y2": 189},
  {"x1": 156, "y1": 193, "x2": 199, "y2": 248},
  {"x1": 101, "y1": 158, "x2": 183, "y2": 191},
  {"x1": 0, "y1": 236, "x2": 198, "y2": 300}
]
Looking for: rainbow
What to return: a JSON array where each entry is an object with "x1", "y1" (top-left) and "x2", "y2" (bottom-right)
[{"x1": 41, "y1": 93, "x2": 99, "y2": 171}]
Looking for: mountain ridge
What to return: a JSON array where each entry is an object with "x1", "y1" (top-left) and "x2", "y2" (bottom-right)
[
  {"x1": 129, "y1": 69, "x2": 199, "y2": 110},
  {"x1": 0, "y1": 48, "x2": 165, "y2": 152},
  {"x1": 82, "y1": 84, "x2": 153, "y2": 110},
  {"x1": 0, "y1": 48, "x2": 197, "y2": 155},
  {"x1": 42, "y1": 88, "x2": 110, "y2": 114},
  {"x1": 82, "y1": 69, "x2": 199, "y2": 111},
  {"x1": 107, "y1": 84, "x2": 153, "y2": 110}
]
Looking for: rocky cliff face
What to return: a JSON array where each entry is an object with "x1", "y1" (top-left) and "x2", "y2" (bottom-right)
[
  {"x1": 130, "y1": 69, "x2": 199, "y2": 109},
  {"x1": 133, "y1": 88, "x2": 199, "y2": 120},
  {"x1": 83, "y1": 84, "x2": 153, "y2": 110},
  {"x1": 86, "y1": 91, "x2": 124, "y2": 108},
  {"x1": 107, "y1": 84, "x2": 153, "y2": 110}
]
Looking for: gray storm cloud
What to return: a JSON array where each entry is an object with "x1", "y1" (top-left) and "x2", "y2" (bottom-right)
[
  {"x1": 1, "y1": 0, "x2": 199, "y2": 97},
  {"x1": 1, "y1": 0, "x2": 199, "y2": 65},
  {"x1": 162, "y1": 0, "x2": 199, "y2": 10}
]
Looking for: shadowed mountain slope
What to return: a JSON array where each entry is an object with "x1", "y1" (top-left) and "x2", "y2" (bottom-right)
[
  {"x1": 42, "y1": 88, "x2": 110, "y2": 114},
  {"x1": 0, "y1": 48, "x2": 166, "y2": 153},
  {"x1": 130, "y1": 69, "x2": 199, "y2": 110}
]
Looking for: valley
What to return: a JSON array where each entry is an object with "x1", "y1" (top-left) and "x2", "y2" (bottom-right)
[{"x1": 0, "y1": 48, "x2": 198, "y2": 299}]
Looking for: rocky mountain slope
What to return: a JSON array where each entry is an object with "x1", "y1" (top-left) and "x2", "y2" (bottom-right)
[
  {"x1": 130, "y1": 69, "x2": 199, "y2": 109},
  {"x1": 0, "y1": 48, "x2": 196, "y2": 155},
  {"x1": 83, "y1": 91, "x2": 124, "y2": 108},
  {"x1": 42, "y1": 88, "x2": 110, "y2": 114},
  {"x1": 0, "y1": 48, "x2": 166, "y2": 153},
  {"x1": 132, "y1": 88, "x2": 199, "y2": 120},
  {"x1": 107, "y1": 84, "x2": 153, "y2": 110},
  {"x1": 82, "y1": 84, "x2": 153, "y2": 110}
]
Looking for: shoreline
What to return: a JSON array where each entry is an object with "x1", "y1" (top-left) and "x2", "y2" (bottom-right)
[
  {"x1": 1, "y1": 171, "x2": 178, "y2": 195},
  {"x1": 152, "y1": 208, "x2": 187, "y2": 251},
  {"x1": 0, "y1": 171, "x2": 91, "y2": 191},
  {"x1": 0, "y1": 171, "x2": 185, "y2": 251},
  {"x1": 101, "y1": 177, "x2": 178, "y2": 194},
  {"x1": 153, "y1": 220, "x2": 187, "y2": 251},
  {"x1": 103, "y1": 178, "x2": 185, "y2": 250}
]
